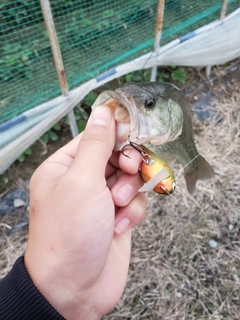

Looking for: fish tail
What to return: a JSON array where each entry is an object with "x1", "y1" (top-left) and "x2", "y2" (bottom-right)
[{"x1": 184, "y1": 155, "x2": 215, "y2": 194}]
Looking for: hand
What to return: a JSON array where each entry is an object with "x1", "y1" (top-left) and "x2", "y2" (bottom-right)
[{"x1": 24, "y1": 105, "x2": 146, "y2": 319}]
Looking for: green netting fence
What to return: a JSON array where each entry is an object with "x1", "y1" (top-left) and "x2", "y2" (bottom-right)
[{"x1": 0, "y1": 0, "x2": 239, "y2": 125}]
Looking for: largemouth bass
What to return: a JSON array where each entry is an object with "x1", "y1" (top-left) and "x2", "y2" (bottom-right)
[{"x1": 92, "y1": 82, "x2": 214, "y2": 193}]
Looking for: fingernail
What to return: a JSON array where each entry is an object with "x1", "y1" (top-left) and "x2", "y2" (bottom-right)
[
  {"x1": 90, "y1": 106, "x2": 112, "y2": 127},
  {"x1": 115, "y1": 217, "x2": 130, "y2": 235},
  {"x1": 116, "y1": 183, "x2": 133, "y2": 202}
]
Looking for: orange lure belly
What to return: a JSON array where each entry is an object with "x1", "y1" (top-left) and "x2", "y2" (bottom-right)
[{"x1": 140, "y1": 146, "x2": 175, "y2": 195}]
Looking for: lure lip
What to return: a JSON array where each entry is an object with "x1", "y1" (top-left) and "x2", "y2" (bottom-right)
[
  {"x1": 154, "y1": 180, "x2": 176, "y2": 195},
  {"x1": 138, "y1": 167, "x2": 170, "y2": 193},
  {"x1": 141, "y1": 163, "x2": 175, "y2": 195}
]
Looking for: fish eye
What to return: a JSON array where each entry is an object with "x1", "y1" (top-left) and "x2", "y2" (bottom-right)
[{"x1": 145, "y1": 98, "x2": 155, "y2": 109}]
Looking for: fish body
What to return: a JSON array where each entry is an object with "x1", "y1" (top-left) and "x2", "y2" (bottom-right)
[
  {"x1": 92, "y1": 82, "x2": 214, "y2": 193},
  {"x1": 140, "y1": 145, "x2": 175, "y2": 195}
]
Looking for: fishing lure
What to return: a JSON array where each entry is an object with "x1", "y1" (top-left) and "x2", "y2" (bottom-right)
[{"x1": 122, "y1": 141, "x2": 176, "y2": 195}]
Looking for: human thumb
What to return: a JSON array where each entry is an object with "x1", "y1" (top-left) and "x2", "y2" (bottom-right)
[{"x1": 70, "y1": 105, "x2": 116, "y2": 185}]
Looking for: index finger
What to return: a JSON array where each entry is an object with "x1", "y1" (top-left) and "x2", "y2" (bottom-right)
[
  {"x1": 118, "y1": 147, "x2": 143, "y2": 174},
  {"x1": 105, "y1": 146, "x2": 143, "y2": 178},
  {"x1": 104, "y1": 148, "x2": 143, "y2": 179}
]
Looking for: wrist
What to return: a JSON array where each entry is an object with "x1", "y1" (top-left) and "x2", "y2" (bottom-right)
[{"x1": 24, "y1": 254, "x2": 103, "y2": 320}]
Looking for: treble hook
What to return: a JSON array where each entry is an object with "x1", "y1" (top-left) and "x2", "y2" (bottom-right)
[{"x1": 121, "y1": 136, "x2": 154, "y2": 165}]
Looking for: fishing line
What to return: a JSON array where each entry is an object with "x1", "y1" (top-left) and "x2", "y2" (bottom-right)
[
  {"x1": 160, "y1": 186, "x2": 185, "y2": 206},
  {"x1": 140, "y1": 40, "x2": 160, "y2": 71},
  {"x1": 165, "y1": 154, "x2": 200, "y2": 190},
  {"x1": 162, "y1": 154, "x2": 200, "y2": 206},
  {"x1": 141, "y1": 50, "x2": 156, "y2": 71},
  {"x1": 181, "y1": 154, "x2": 200, "y2": 171},
  {"x1": 176, "y1": 154, "x2": 200, "y2": 181}
]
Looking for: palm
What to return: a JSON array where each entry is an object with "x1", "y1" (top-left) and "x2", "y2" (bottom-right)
[{"x1": 89, "y1": 229, "x2": 131, "y2": 314}]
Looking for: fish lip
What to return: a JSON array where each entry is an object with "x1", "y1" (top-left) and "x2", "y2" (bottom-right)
[
  {"x1": 106, "y1": 90, "x2": 143, "y2": 146},
  {"x1": 109, "y1": 88, "x2": 136, "y2": 118},
  {"x1": 91, "y1": 89, "x2": 151, "y2": 149},
  {"x1": 113, "y1": 89, "x2": 151, "y2": 145}
]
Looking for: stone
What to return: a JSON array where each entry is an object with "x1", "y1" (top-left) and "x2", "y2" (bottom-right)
[{"x1": 13, "y1": 198, "x2": 26, "y2": 208}]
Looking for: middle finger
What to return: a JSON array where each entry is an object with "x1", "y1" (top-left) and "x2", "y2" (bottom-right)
[{"x1": 110, "y1": 172, "x2": 144, "y2": 207}]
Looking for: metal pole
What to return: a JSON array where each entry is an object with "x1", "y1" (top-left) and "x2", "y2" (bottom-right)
[
  {"x1": 206, "y1": 0, "x2": 228, "y2": 76},
  {"x1": 40, "y1": 0, "x2": 78, "y2": 137},
  {"x1": 150, "y1": 0, "x2": 165, "y2": 82}
]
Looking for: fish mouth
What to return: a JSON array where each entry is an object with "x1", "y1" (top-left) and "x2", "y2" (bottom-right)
[{"x1": 91, "y1": 89, "x2": 150, "y2": 150}]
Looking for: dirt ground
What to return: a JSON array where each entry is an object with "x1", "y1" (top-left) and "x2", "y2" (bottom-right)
[{"x1": 0, "y1": 61, "x2": 240, "y2": 319}]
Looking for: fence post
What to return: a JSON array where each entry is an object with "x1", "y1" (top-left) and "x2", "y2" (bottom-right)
[
  {"x1": 150, "y1": 0, "x2": 165, "y2": 82},
  {"x1": 40, "y1": 0, "x2": 78, "y2": 137}
]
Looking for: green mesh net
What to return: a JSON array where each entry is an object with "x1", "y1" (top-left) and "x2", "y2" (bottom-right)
[{"x1": 0, "y1": 0, "x2": 239, "y2": 124}]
